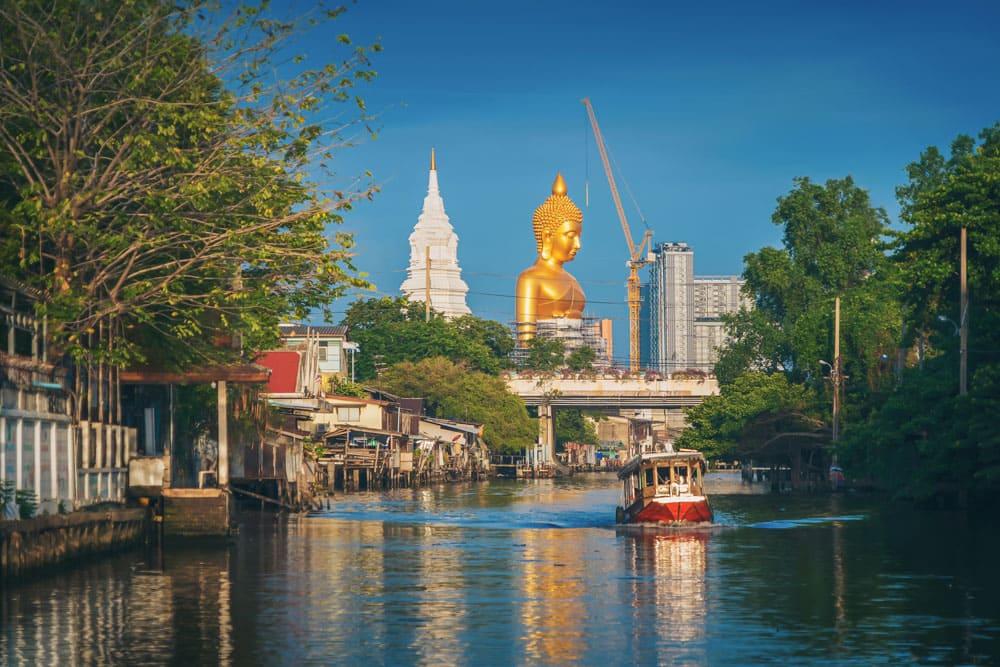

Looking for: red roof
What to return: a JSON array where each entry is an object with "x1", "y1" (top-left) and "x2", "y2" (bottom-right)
[{"x1": 257, "y1": 351, "x2": 301, "y2": 393}]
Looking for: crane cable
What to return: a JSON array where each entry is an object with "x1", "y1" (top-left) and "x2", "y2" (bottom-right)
[
  {"x1": 582, "y1": 102, "x2": 648, "y2": 230},
  {"x1": 608, "y1": 144, "x2": 649, "y2": 230}
]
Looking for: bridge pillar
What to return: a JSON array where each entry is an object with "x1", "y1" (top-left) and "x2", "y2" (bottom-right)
[{"x1": 538, "y1": 403, "x2": 555, "y2": 463}]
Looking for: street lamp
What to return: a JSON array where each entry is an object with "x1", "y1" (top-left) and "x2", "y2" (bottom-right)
[{"x1": 936, "y1": 314, "x2": 959, "y2": 336}]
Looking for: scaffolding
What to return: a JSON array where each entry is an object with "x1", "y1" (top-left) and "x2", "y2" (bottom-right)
[{"x1": 510, "y1": 317, "x2": 612, "y2": 369}]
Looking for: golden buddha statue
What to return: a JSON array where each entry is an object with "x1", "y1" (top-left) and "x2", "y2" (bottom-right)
[{"x1": 516, "y1": 173, "x2": 586, "y2": 344}]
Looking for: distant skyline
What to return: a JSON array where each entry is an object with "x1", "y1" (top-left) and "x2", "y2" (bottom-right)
[{"x1": 309, "y1": 0, "x2": 1000, "y2": 358}]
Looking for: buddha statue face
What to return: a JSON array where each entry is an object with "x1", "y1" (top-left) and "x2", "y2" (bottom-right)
[
  {"x1": 541, "y1": 219, "x2": 582, "y2": 263},
  {"x1": 532, "y1": 172, "x2": 583, "y2": 266}
]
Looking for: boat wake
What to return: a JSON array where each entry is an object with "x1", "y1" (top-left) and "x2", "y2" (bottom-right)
[{"x1": 749, "y1": 514, "x2": 866, "y2": 529}]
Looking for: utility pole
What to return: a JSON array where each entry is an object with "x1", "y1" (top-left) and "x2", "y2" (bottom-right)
[
  {"x1": 960, "y1": 227, "x2": 968, "y2": 396},
  {"x1": 424, "y1": 245, "x2": 431, "y2": 323},
  {"x1": 832, "y1": 296, "x2": 841, "y2": 442}
]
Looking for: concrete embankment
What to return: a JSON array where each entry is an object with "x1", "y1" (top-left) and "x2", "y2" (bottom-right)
[{"x1": 1, "y1": 509, "x2": 148, "y2": 578}]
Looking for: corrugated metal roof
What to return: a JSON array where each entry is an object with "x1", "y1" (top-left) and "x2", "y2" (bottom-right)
[
  {"x1": 278, "y1": 324, "x2": 347, "y2": 337},
  {"x1": 257, "y1": 351, "x2": 301, "y2": 393}
]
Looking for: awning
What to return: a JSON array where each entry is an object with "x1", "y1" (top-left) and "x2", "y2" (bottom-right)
[{"x1": 120, "y1": 364, "x2": 270, "y2": 384}]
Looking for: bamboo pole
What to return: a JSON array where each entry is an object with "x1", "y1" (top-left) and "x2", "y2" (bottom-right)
[{"x1": 960, "y1": 227, "x2": 968, "y2": 396}]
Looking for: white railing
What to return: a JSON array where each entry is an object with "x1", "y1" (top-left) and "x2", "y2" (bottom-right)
[{"x1": 77, "y1": 422, "x2": 136, "y2": 504}]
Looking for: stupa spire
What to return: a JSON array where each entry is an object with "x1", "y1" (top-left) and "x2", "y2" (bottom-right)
[{"x1": 400, "y1": 149, "x2": 470, "y2": 318}]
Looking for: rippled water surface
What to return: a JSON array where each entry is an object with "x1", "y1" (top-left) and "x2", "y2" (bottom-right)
[{"x1": 3, "y1": 473, "x2": 999, "y2": 665}]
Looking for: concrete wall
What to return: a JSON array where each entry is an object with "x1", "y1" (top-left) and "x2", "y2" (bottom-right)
[
  {"x1": 162, "y1": 489, "x2": 230, "y2": 537},
  {"x1": 0, "y1": 509, "x2": 147, "y2": 577}
]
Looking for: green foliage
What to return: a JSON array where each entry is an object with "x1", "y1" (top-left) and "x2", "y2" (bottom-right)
[
  {"x1": 836, "y1": 124, "x2": 1000, "y2": 503},
  {"x1": 700, "y1": 122, "x2": 1000, "y2": 504},
  {"x1": 341, "y1": 297, "x2": 514, "y2": 380},
  {"x1": 0, "y1": 0, "x2": 380, "y2": 368},
  {"x1": 677, "y1": 373, "x2": 820, "y2": 460},
  {"x1": 718, "y1": 176, "x2": 901, "y2": 392},
  {"x1": 0, "y1": 480, "x2": 16, "y2": 518},
  {"x1": 377, "y1": 357, "x2": 536, "y2": 454},
  {"x1": 840, "y1": 357, "x2": 1000, "y2": 502},
  {"x1": 566, "y1": 346, "x2": 597, "y2": 372},
  {"x1": 555, "y1": 409, "x2": 599, "y2": 447},
  {"x1": 522, "y1": 337, "x2": 566, "y2": 371},
  {"x1": 302, "y1": 437, "x2": 327, "y2": 462},
  {"x1": 895, "y1": 124, "x2": 1000, "y2": 357},
  {"x1": 16, "y1": 488, "x2": 38, "y2": 519},
  {"x1": 326, "y1": 375, "x2": 367, "y2": 398},
  {"x1": 714, "y1": 308, "x2": 789, "y2": 385}
]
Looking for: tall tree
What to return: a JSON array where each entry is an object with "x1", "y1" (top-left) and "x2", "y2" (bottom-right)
[
  {"x1": 377, "y1": 357, "x2": 536, "y2": 454},
  {"x1": 895, "y1": 125, "x2": 1000, "y2": 361},
  {"x1": 840, "y1": 123, "x2": 1000, "y2": 502},
  {"x1": 521, "y1": 336, "x2": 565, "y2": 372},
  {"x1": 0, "y1": 0, "x2": 380, "y2": 368},
  {"x1": 717, "y1": 176, "x2": 901, "y2": 394},
  {"x1": 677, "y1": 372, "x2": 822, "y2": 460},
  {"x1": 566, "y1": 345, "x2": 597, "y2": 372},
  {"x1": 555, "y1": 409, "x2": 599, "y2": 447},
  {"x1": 340, "y1": 297, "x2": 513, "y2": 380}
]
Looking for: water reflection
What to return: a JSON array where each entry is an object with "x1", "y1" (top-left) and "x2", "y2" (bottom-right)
[
  {"x1": 520, "y1": 528, "x2": 587, "y2": 664},
  {"x1": 2, "y1": 476, "x2": 999, "y2": 665},
  {"x1": 620, "y1": 529, "x2": 708, "y2": 664},
  {"x1": 1, "y1": 545, "x2": 232, "y2": 665}
]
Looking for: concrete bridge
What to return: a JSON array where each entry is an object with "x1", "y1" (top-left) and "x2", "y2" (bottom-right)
[{"x1": 503, "y1": 373, "x2": 719, "y2": 462}]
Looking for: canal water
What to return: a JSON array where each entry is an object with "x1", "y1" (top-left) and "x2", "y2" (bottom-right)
[{"x1": 2, "y1": 473, "x2": 999, "y2": 665}]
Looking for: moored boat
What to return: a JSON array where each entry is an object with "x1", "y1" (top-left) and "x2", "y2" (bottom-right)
[{"x1": 616, "y1": 451, "x2": 712, "y2": 525}]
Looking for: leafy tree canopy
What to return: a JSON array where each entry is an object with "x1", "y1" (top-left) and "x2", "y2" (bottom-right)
[
  {"x1": 521, "y1": 336, "x2": 565, "y2": 371},
  {"x1": 326, "y1": 376, "x2": 367, "y2": 399},
  {"x1": 0, "y1": 0, "x2": 380, "y2": 368},
  {"x1": 716, "y1": 176, "x2": 902, "y2": 396},
  {"x1": 895, "y1": 124, "x2": 1000, "y2": 356},
  {"x1": 566, "y1": 346, "x2": 597, "y2": 372},
  {"x1": 677, "y1": 372, "x2": 821, "y2": 460},
  {"x1": 377, "y1": 357, "x2": 536, "y2": 454},
  {"x1": 340, "y1": 297, "x2": 514, "y2": 380},
  {"x1": 555, "y1": 409, "x2": 599, "y2": 448},
  {"x1": 836, "y1": 123, "x2": 1000, "y2": 503}
]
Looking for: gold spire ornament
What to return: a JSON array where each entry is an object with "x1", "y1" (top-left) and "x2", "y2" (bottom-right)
[
  {"x1": 551, "y1": 171, "x2": 567, "y2": 196},
  {"x1": 430, "y1": 147, "x2": 436, "y2": 171},
  {"x1": 516, "y1": 172, "x2": 587, "y2": 344}
]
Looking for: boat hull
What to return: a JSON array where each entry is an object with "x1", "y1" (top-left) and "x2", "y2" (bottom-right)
[{"x1": 625, "y1": 496, "x2": 713, "y2": 525}]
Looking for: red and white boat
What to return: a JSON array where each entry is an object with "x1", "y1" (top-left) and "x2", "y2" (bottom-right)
[{"x1": 616, "y1": 451, "x2": 713, "y2": 524}]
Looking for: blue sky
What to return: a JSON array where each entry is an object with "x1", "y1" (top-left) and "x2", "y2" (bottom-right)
[{"x1": 304, "y1": 0, "x2": 1000, "y2": 356}]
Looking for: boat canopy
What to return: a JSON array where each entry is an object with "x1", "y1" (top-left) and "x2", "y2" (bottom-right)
[{"x1": 617, "y1": 451, "x2": 707, "y2": 480}]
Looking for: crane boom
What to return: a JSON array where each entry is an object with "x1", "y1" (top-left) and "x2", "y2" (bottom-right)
[
  {"x1": 582, "y1": 98, "x2": 637, "y2": 260},
  {"x1": 582, "y1": 98, "x2": 652, "y2": 373}
]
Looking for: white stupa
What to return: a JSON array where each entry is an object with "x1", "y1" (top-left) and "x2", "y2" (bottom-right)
[{"x1": 400, "y1": 149, "x2": 471, "y2": 318}]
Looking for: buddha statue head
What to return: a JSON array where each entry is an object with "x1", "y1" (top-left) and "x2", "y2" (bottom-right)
[{"x1": 532, "y1": 173, "x2": 583, "y2": 264}]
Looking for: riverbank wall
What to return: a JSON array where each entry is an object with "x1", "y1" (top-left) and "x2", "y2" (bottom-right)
[{"x1": 0, "y1": 509, "x2": 148, "y2": 578}]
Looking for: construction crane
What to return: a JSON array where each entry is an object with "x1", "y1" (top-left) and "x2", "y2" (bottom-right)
[{"x1": 582, "y1": 98, "x2": 653, "y2": 373}]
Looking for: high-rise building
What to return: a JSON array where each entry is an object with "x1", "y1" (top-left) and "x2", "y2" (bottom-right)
[
  {"x1": 646, "y1": 242, "x2": 748, "y2": 372},
  {"x1": 400, "y1": 149, "x2": 471, "y2": 318}
]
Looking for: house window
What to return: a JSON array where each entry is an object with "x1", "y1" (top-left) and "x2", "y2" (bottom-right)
[
  {"x1": 13, "y1": 328, "x2": 32, "y2": 357},
  {"x1": 336, "y1": 407, "x2": 360, "y2": 422},
  {"x1": 318, "y1": 342, "x2": 328, "y2": 361}
]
